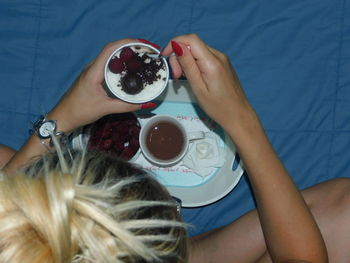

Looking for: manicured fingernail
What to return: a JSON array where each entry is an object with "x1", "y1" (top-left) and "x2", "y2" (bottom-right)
[
  {"x1": 171, "y1": 41, "x2": 183, "y2": 56},
  {"x1": 138, "y1": 39, "x2": 161, "y2": 49},
  {"x1": 141, "y1": 102, "x2": 157, "y2": 109},
  {"x1": 138, "y1": 38, "x2": 151, "y2": 44}
]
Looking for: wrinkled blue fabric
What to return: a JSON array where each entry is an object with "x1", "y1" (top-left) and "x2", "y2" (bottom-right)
[{"x1": 0, "y1": 0, "x2": 349, "y2": 236}]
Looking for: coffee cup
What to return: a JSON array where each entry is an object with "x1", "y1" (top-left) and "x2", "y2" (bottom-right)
[{"x1": 139, "y1": 115, "x2": 205, "y2": 167}]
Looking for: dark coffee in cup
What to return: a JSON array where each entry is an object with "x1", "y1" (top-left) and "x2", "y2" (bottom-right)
[
  {"x1": 139, "y1": 115, "x2": 204, "y2": 166},
  {"x1": 145, "y1": 121, "x2": 185, "y2": 160}
]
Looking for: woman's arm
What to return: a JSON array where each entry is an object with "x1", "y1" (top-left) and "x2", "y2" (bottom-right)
[
  {"x1": 3, "y1": 39, "x2": 151, "y2": 175},
  {"x1": 162, "y1": 34, "x2": 328, "y2": 263}
]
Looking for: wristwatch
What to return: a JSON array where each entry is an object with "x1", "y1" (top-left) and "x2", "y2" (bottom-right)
[
  {"x1": 33, "y1": 115, "x2": 57, "y2": 139},
  {"x1": 32, "y1": 116, "x2": 65, "y2": 146}
]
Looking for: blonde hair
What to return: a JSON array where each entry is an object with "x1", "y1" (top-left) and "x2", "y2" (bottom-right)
[{"x1": 0, "y1": 149, "x2": 188, "y2": 263}]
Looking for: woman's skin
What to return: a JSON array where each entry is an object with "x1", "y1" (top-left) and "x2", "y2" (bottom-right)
[
  {"x1": 2, "y1": 39, "x2": 143, "y2": 175},
  {"x1": 162, "y1": 34, "x2": 328, "y2": 262},
  {"x1": 189, "y1": 177, "x2": 350, "y2": 263},
  {"x1": 1, "y1": 34, "x2": 332, "y2": 262},
  {"x1": 0, "y1": 145, "x2": 15, "y2": 169}
]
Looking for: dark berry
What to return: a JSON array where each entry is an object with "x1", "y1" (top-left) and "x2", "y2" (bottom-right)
[
  {"x1": 108, "y1": 57, "x2": 125, "y2": 73},
  {"x1": 120, "y1": 147, "x2": 135, "y2": 160},
  {"x1": 121, "y1": 72, "x2": 144, "y2": 95},
  {"x1": 124, "y1": 119, "x2": 136, "y2": 126},
  {"x1": 113, "y1": 141, "x2": 124, "y2": 153},
  {"x1": 126, "y1": 59, "x2": 142, "y2": 72},
  {"x1": 102, "y1": 139, "x2": 113, "y2": 150},
  {"x1": 119, "y1": 47, "x2": 135, "y2": 62},
  {"x1": 111, "y1": 121, "x2": 120, "y2": 127},
  {"x1": 100, "y1": 128, "x2": 112, "y2": 139},
  {"x1": 129, "y1": 125, "x2": 140, "y2": 137},
  {"x1": 130, "y1": 138, "x2": 139, "y2": 150},
  {"x1": 93, "y1": 128, "x2": 104, "y2": 139},
  {"x1": 115, "y1": 123, "x2": 129, "y2": 135},
  {"x1": 87, "y1": 138, "x2": 98, "y2": 150},
  {"x1": 111, "y1": 133, "x2": 120, "y2": 142},
  {"x1": 119, "y1": 134, "x2": 129, "y2": 143},
  {"x1": 104, "y1": 122, "x2": 112, "y2": 130}
]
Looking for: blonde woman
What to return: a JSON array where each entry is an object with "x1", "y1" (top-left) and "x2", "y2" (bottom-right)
[
  {"x1": 1, "y1": 35, "x2": 332, "y2": 262},
  {"x1": 0, "y1": 149, "x2": 188, "y2": 263}
]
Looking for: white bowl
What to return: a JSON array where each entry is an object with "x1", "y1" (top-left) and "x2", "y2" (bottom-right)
[
  {"x1": 104, "y1": 42, "x2": 169, "y2": 104},
  {"x1": 70, "y1": 114, "x2": 141, "y2": 163}
]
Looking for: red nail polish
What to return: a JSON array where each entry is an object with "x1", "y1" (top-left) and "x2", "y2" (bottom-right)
[
  {"x1": 171, "y1": 41, "x2": 183, "y2": 56},
  {"x1": 138, "y1": 39, "x2": 161, "y2": 49},
  {"x1": 138, "y1": 38, "x2": 151, "y2": 44},
  {"x1": 150, "y1": 43, "x2": 161, "y2": 49},
  {"x1": 141, "y1": 102, "x2": 157, "y2": 109}
]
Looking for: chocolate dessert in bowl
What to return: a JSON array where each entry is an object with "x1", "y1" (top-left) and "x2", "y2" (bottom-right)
[{"x1": 104, "y1": 43, "x2": 170, "y2": 103}]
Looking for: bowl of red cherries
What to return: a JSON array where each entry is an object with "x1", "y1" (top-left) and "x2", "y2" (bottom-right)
[{"x1": 71, "y1": 113, "x2": 141, "y2": 162}]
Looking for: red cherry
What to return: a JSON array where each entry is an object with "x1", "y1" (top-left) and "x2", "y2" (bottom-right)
[
  {"x1": 108, "y1": 57, "x2": 125, "y2": 73},
  {"x1": 119, "y1": 47, "x2": 135, "y2": 62}
]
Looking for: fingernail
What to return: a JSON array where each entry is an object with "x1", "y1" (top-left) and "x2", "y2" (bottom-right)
[
  {"x1": 171, "y1": 41, "x2": 183, "y2": 56},
  {"x1": 138, "y1": 39, "x2": 161, "y2": 49},
  {"x1": 141, "y1": 102, "x2": 157, "y2": 109},
  {"x1": 138, "y1": 38, "x2": 151, "y2": 44}
]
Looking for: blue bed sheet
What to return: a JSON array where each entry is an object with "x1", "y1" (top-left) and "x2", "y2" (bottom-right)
[{"x1": 1, "y1": 0, "x2": 349, "y2": 236}]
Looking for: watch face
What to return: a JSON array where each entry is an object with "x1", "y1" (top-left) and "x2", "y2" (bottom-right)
[{"x1": 39, "y1": 121, "x2": 56, "y2": 138}]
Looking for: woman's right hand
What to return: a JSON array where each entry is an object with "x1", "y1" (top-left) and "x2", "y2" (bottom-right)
[
  {"x1": 163, "y1": 34, "x2": 328, "y2": 263},
  {"x1": 161, "y1": 34, "x2": 255, "y2": 134}
]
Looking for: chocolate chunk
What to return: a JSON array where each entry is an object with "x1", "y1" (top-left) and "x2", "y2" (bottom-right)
[{"x1": 121, "y1": 72, "x2": 144, "y2": 95}]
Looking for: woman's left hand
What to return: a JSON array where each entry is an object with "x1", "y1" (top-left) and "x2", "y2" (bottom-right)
[
  {"x1": 48, "y1": 39, "x2": 146, "y2": 133},
  {"x1": 3, "y1": 38, "x2": 160, "y2": 175}
]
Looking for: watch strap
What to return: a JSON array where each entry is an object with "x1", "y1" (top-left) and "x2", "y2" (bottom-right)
[{"x1": 32, "y1": 115, "x2": 66, "y2": 147}]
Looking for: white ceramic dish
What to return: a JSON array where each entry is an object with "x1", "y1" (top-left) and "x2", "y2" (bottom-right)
[
  {"x1": 70, "y1": 114, "x2": 141, "y2": 163},
  {"x1": 104, "y1": 42, "x2": 170, "y2": 103}
]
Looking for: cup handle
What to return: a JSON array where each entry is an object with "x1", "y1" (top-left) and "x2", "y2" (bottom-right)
[{"x1": 188, "y1": 131, "x2": 205, "y2": 141}]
